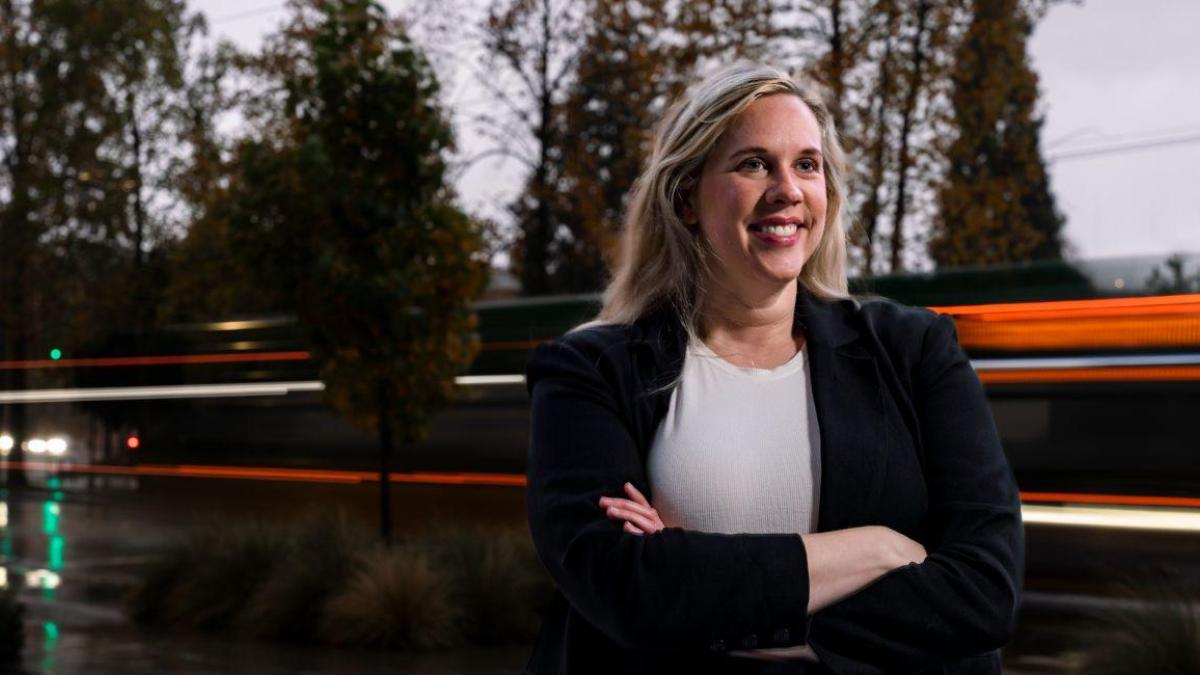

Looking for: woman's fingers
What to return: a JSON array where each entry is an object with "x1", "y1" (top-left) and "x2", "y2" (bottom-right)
[
  {"x1": 598, "y1": 496, "x2": 656, "y2": 521},
  {"x1": 624, "y1": 482, "x2": 651, "y2": 507},
  {"x1": 598, "y1": 485, "x2": 665, "y2": 535},
  {"x1": 606, "y1": 505, "x2": 662, "y2": 533}
]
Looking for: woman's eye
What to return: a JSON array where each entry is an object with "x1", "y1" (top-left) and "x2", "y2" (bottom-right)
[
  {"x1": 739, "y1": 158, "x2": 767, "y2": 172},
  {"x1": 797, "y1": 159, "x2": 818, "y2": 172}
]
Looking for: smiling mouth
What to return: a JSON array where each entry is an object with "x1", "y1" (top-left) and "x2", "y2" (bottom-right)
[{"x1": 748, "y1": 222, "x2": 806, "y2": 236}]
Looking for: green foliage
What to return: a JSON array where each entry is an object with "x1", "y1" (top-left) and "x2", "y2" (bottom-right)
[
  {"x1": 228, "y1": 0, "x2": 488, "y2": 446},
  {"x1": 0, "y1": 587, "x2": 24, "y2": 665},
  {"x1": 930, "y1": 0, "x2": 1065, "y2": 268}
]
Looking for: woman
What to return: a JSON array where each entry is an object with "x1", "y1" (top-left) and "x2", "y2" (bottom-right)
[{"x1": 523, "y1": 62, "x2": 1023, "y2": 674}]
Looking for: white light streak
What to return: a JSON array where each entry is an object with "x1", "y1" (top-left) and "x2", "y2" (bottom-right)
[
  {"x1": 973, "y1": 353, "x2": 1200, "y2": 371},
  {"x1": 1022, "y1": 504, "x2": 1200, "y2": 532},
  {"x1": 455, "y1": 374, "x2": 526, "y2": 386},
  {"x1": 0, "y1": 381, "x2": 325, "y2": 404}
]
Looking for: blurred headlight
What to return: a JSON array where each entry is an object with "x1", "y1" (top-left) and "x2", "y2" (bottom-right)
[{"x1": 46, "y1": 438, "x2": 68, "y2": 456}]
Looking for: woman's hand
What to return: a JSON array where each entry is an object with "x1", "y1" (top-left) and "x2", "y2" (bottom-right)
[{"x1": 598, "y1": 482, "x2": 664, "y2": 535}]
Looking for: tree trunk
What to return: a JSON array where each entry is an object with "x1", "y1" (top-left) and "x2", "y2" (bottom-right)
[
  {"x1": 889, "y1": 0, "x2": 931, "y2": 273},
  {"x1": 377, "y1": 379, "x2": 393, "y2": 545},
  {"x1": 859, "y1": 7, "x2": 899, "y2": 274}
]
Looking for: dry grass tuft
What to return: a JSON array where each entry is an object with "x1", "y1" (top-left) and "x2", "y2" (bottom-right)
[{"x1": 319, "y1": 546, "x2": 461, "y2": 650}]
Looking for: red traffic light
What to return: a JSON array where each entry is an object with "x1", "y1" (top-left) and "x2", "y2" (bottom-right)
[{"x1": 126, "y1": 436, "x2": 140, "y2": 450}]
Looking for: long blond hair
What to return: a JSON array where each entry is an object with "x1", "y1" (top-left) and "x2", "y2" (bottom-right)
[{"x1": 586, "y1": 61, "x2": 852, "y2": 337}]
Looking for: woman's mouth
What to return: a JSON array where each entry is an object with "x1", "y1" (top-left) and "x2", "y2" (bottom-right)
[{"x1": 748, "y1": 222, "x2": 804, "y2": 246}]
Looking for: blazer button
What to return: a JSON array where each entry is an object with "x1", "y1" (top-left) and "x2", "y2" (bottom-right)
[
  {"x1": 709, "y1": 639, "x2": 727, "y2": 654},
  {"x1": 772, "y1": 627, "x2": 790, "y2": 643},
  {"x1": 740, "y1": 634, "x2": 758, "y2": 649}
]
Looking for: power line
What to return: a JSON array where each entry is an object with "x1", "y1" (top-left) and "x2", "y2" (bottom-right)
[{"x1": 1048, "y1": 133, "x2": 1200, "y2": 163}]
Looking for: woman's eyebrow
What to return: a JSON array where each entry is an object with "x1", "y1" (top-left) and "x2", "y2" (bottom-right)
[{"x1": 728, "y1": 145, "x2": 823, "y2": 159}]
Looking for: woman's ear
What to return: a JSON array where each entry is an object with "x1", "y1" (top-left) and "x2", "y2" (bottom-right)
[{"x1": 679, "y1": 190, "x2": 698, "y2": 226}]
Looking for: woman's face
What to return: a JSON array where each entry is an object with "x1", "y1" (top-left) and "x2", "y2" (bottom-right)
[{"x1": 686, "y1": 94, "x2": 827, "y2": 298}]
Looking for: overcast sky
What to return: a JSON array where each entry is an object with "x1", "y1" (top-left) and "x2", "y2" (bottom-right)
[{"x1": 194, "y1": 0, "x2": 1200, "y2": 264}]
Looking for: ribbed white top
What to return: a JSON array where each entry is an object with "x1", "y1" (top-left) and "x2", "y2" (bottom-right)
[{"x1": 647, "y1": 336, "x2": 822, "y2": 537}]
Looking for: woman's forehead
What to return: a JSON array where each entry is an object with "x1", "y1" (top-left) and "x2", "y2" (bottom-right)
[{"x1": 717, "y1": 94, "x2": 823, "y2": 154}]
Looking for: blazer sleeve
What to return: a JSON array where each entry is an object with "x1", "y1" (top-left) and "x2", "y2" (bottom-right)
[
  {"x1": 525, "y1": 337, "x2": 812, "y2": 653},
  {"x1": 806, "y1": 313, "x2": 1025, "y2": 672}
]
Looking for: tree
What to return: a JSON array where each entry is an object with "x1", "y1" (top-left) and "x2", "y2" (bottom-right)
[
  {"x1": 475, "y1": 0, "x2": 586, "y2": 296},
  {"x1": 228, "y1": 0, "x2": 488, "y2": 541},
  {"x1": 0, "y1": 0, "x2": 198, "y2": 477},
  {"x1": 930, "y1": 0, "x2": 1065, "y2": 267}
]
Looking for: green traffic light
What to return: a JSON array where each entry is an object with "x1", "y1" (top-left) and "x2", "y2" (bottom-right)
[{"x1": 49, "y1": 348, "x2": 62, "y2": 360}]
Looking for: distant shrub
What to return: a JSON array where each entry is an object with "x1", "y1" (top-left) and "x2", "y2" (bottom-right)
[{"x1": 0, "y1": 587, "x2": 24, "y2": 665}]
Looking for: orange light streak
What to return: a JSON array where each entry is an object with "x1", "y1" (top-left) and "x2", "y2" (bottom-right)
[
  {"x1": 1020, "y1": 491, "x2": 1200, "y2": 510},
  {"x1": 3, "y1": 460, "x2": 1198, "y2": 510},
  {"x1": 930, "y1": 294, "x2": 1200, "y2": 351},
  {"x1": 928, "y1": 293, "x2": 1200, "y2": 319},
  {"x1": 0, "y1": 351, "x2": 311, "y2": 370},
  {"x1": 977, "y1": 365, "x2": 1200, "y2": 384},
  {"x1": 0, "y1": 461, "x2": 527, "y2": 487}
]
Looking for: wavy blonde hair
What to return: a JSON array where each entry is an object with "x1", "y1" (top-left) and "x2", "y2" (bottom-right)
[{"x1": 584, "y1": 61, "x2": 852, "y2": 336}]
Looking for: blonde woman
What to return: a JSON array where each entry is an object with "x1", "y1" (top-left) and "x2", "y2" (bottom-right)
[{"x1": 523, "y1": 62, "x2": 1023, "y2": 674}]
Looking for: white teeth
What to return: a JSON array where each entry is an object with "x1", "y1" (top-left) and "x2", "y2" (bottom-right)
[{"x1": 761, "y1": 224, "x2": 798, "y2": 236}]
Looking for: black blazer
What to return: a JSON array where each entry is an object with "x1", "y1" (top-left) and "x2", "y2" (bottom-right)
[{"x1": 523, "y1": 289, "x2": 1024, "y2": 674}]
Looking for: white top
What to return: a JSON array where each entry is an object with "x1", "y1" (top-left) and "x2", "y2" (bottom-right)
[
  {"x1": 647, "y1": 335, "x2": 822, "y2": 537},
  {"x1": 646, "y1": 336, "x2": 822, "y2": 660}
]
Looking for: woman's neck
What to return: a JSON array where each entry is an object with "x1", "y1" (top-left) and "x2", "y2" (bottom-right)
[{"x1": 697, "y1": 280, "x2": 804, "y2": 368}]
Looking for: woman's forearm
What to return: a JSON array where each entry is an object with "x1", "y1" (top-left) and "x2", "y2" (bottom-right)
[{"x1": 801, "y1": 526, "x2": 925, "y2": 614}]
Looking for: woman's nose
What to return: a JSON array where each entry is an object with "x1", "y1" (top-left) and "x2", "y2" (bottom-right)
[{"x1": 768, "y1": 172, "x2": 805, "y2": 205}]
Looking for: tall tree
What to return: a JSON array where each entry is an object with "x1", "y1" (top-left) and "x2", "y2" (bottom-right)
[
  {"x1": 476, "y1": 0, "x2": 586, "y2": 296},
  {"x1": 0, "y1": 0, "x2": 197, "y2": 473},
  {"x1": 229, "y1": 0, "x2": 488, "y2": 541},
  {"x1": 930, "y1": 0, "x2": 1064, "y2": 267}
]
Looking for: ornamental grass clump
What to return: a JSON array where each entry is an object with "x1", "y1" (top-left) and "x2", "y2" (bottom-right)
[
  {"x1": 158, "y1": 522, "x2": 288, "y2": 631},
  {"x1": 1070, "y1": 570, "x2": 1200, "y2": 675},
  {"x1": 234, "y1": 510, "x2": 371, "y2": 642},
  {"x1": 319, "y1": 546, "x2": 460, "y2": 650},
  {"x1": 426, "y1": 522, "x2": 554, "y2": 646}
]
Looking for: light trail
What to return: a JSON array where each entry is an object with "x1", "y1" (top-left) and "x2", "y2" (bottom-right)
[
  {"x1": 0, "y1": 461, "x2": 526, "y2": 487},
  {"x1": 3, "y1": 460, "x2": 1200, "y2": 531},
  {"x1": 1021, "y1": 505, "x2": 1200, "y2": 533},
  {"x1": 0, "y1": 381, "x2": 325, "y2": 404}
]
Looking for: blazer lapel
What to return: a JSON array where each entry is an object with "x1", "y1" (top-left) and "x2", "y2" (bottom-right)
[{"x1": 796, "y1": 290, "x2": 889, "y2": 532}]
